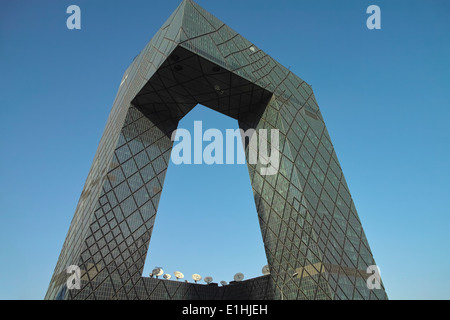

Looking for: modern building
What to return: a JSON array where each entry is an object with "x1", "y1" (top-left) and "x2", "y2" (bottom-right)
[{"x1": 45, "y1": 0, "x2": 388, "y2": 300}]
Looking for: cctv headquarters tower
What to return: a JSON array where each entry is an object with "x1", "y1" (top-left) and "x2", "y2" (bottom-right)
[{"x1": 46, "y1": 0, "x2": 387, "y2": 300}]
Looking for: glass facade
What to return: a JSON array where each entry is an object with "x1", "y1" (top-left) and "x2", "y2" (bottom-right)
[{"x1": 45, "y1": 0, "x2": 387, "y2": 300}]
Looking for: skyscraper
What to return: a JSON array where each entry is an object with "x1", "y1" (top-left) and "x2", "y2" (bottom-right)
[{"x1": 45, "y1": 0, "x2": 387, "y2": 300}]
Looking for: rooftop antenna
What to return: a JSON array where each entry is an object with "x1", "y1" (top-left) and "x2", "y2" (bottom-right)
[
  {"x1": 220, "y1": 281, "x2": 228, "y2": 286},
  {"x1": 234, "y1": 272, "x2": 244, "y2": 282},
  {"x1": 174, "y1": 271, "x2": 184, "y2": 281},
  {"x1": 163, "y1": 273, "x2": 171, "y2": 280},
  {"x1": 262, "y1": 265, "x2": 270, "y2": 275},
  {"x1": 192, "y1": 274, "x2": 202, "y2": 283},
  {"x1": 204, "y1": 276, "x2": 213, "y2": 285},
  {"x1": 152, "y1": 267, "x2": 164, "y2": 279}
]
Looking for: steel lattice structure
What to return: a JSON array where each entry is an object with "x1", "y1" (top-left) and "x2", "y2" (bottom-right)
[{"x1": 45, "y1": 0, "x2": 387, "y2": 300}]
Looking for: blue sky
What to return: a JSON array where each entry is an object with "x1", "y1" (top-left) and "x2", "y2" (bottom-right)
[{"x1": 0, "y1": 0, "x2": 449, "y2": 299}]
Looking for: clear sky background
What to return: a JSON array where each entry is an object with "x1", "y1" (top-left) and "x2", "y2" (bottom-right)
[{"x1": 0, "y1": 0, "x2": 449, "y2": 300}]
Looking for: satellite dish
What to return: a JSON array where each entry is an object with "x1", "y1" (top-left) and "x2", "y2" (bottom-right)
[
  {"x1": 192, "y1": 274, "x2": 202, "y2": 283},
  {"x1": 204, "y1": 276, "x2": 213, "y2": 284},
  {"x1": 163, "y1": 274, "x2": 171, "y2": 280},
  {"x1": 262, "y1": 265, "x2": 270, "y2": 275},
  {"x1": 174, "y1": 271, "x2": 184, "y2": 280},
  {"x1": 234, "y1": 272, "x2": 244, "y2": 282},
  {"x1": 220, "y1": 281, "x2": 228, "y2": 286},
  {"x1": 152, "y1": 267, "x2": 163, "y2": 278}
]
